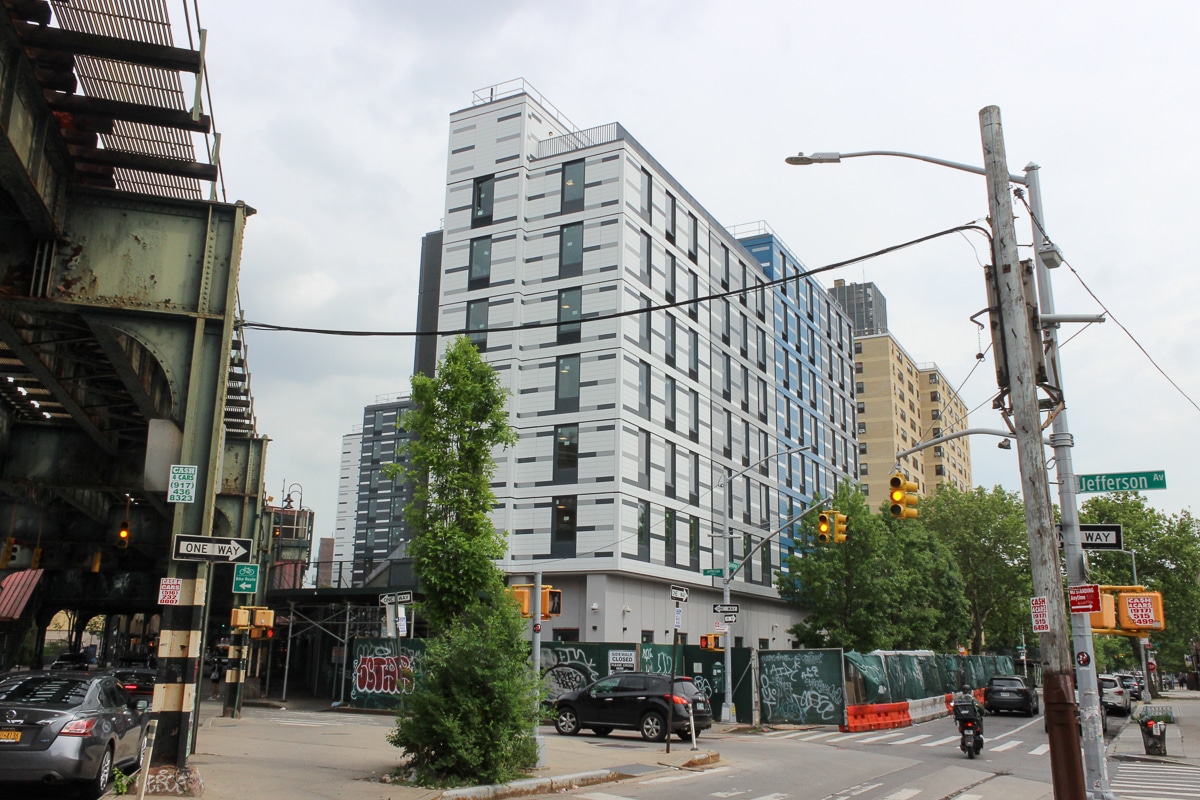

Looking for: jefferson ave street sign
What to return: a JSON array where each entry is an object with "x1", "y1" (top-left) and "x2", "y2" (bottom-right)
[
  {"x1": 1077, "y1": 470, "x2": 1166, "y2": 493},
  {"x1": 172, "y1": 535, "x2": 252, "y2": 563}
]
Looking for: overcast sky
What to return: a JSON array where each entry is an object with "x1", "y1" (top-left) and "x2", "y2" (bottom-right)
[{"x1": 192, "y1": 1, "x2": 1199, "y2": 543}]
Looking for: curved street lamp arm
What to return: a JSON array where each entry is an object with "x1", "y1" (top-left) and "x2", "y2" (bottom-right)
[
  {"x1": 725, "y1": 498, "x2": 832, "y2": 583},
  {"x1": 788, "y1": 150, "x2": 1026, "y2": 185}
]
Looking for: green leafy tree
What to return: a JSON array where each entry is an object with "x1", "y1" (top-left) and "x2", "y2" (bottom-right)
[
  {"x1": 385, "y1": 337, "x2": 539, "y2": 786},
  {"x1": 776, "y1": 483, "x2": 967, "y2": 651},
  {"x1": 919, "y1": 485, "x2": 1032, "y2": 653},
  {"x1": 1082, "y1": 493, "x2": 1200, "y2": 676}
]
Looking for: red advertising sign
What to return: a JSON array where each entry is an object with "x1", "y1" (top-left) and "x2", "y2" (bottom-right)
[
  {"x1": 1031, "y1": 596, "x2": 1050, "y2": 633},
  {"x1": 1068, "y1": 584, "x2": 1102, "y2": 614}
]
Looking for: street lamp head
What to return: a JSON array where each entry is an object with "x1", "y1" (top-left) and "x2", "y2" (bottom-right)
[{"x1": 785, "y1": 151, "x2": 842, "y2": 166}]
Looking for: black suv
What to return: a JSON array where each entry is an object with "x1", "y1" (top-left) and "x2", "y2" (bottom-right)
[
  {"x1": 48, "y1": 653, "x2": 89, "y2": 671},
  {"x1": 983, "y1": 675, "x2": 1039, "y2": 716},
  {"x1": 551, "y1": 672, "x2": 713, "y2": 741}
]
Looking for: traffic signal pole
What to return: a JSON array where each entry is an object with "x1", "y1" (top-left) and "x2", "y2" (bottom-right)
[{"x1": 980, "y1": 106, "x2": 1084, "y2": 800}]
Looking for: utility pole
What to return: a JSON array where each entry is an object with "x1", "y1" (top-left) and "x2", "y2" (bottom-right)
[{"x1": 980, "y1": 105, "x2": 1084, "y2": 800}]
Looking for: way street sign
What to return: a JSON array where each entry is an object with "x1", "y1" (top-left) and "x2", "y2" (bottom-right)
[
  {"x1": 723, "y1": 614, "x2": 737, "y2": 623},
  {"x1": 670, "y1": 585, "x2": 689, "y2": 602},
  {"x1": 232, "y1": 564, "x2": 260, "y2": 594},
  {"x1": 713, "y1": 603, "x2": 740, "y2": 614},
  {"x1": 1068, "y1": 583, "x2": 1102, "y2": 614},
  {"x1": 1077, "y1": 470, "x2": 1166, "y2": 493},
  {"x1": 172, "y1": 534, "x2": 252, "y2": 563},
  {"x1": 1056, "y1": 523, "x2": 1123, "y2": 551},
  {"x1": 703, "y1": 568, "x2": 724, "y2": 577},
  {"x1": 379, "y1": 590, "x2": 413, "y2": 606},
  {"x1": 167, "y1": 464, "x2": 198, "y2": 504}
]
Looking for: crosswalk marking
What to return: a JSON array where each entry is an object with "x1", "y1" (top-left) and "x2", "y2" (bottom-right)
[
  {"x1": 1111, "y1": 760, "x2": 1200, "y2": 800},
  {"x1": 889, "y1": 734, "x2": 931, "y2": 745},
  {"x1": 883, "y1": 790, "x2": 921, "y2": 800},
  {"x1": 828, "y1": 732, "x2": 871, "y2": 742},
  {"x1": 578, "y1": 793, "x2": 631, "y2": 800},
  {"x1": 797, "y1": 731, "x2": 841, "y2": 741},
  {"x1": 1029, "y1": 744, "x2": 1051, "y2": 755},
  {"x1": 989, "y1": 740, "x2": 1022, "y2": 752},
  {"x1": 921, "y1": 736, "x2": 959, "y2": 747},
  {"x1": 951, "y1": 795, "x2": 982, "y2": 800},
  {"x1": 777, "y1": 731, "x2": 810, "y2": 739},
  {"x1": 640, "y1": 766, "x2": 730, "y2": 785},
  {"x1": 860, "y1": 731, "x2": 904, "y2": 743}
]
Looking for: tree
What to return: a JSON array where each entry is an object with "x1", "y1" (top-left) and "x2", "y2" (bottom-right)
[
  {"x1": 919, "y1": 485, "x2": 1032, "y2": 653},
  {"x1": 385, "y1": 337, "x2": 540, "y2": 785},
  {"x1": 776, "y1": 483, "x2": 967, "y2": 652}
]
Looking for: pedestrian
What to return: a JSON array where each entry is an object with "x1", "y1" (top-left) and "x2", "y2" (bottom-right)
[{"x1": 210, "y1": 658, "x2": 222, "y2": 700}]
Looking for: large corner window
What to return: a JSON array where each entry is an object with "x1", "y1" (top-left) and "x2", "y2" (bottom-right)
[
  {"x1": 664, "y1": 508, "x2": 677, "y2": 567},
  {"x1": 472, "y1": 174, "x2": 495, "y2": 228},
  {"x1": 555, "y1": 355, "x2": 580, "y2": 413},
  {"x1": 466, "y1": 299, "x2": 488, "y2": 349},
  {"x1": 638, "y1": 360, "x2": 651, "y2": 418},
  {"x1": 637, "y1": 429, "x2": 650, "y2": 489},
  {"x1": 637, "y1": 498, "x2": 651, "y2": 560},
  {"x1": 560, "y1": 222, "x2": 583, "y2": 278},
  {"x1": 664, "y1": 376, "x2": 677, "y2": 431},
  {"x1": 553, "y1": 424, "x2": 579, "y2": 483},
  {"x1": 558, "y1": 288, "x2": 582, "y2": 345},
  {"x1": 561, "y1": 159, "x2": 585, "y2": 215},
  {"x1": 468, "y1": 236, "x2": 492, "y2": 290},
  {"x1": 638, "y1": 294, "x2": 651, "y2": 351},
  {"x1": 552, "y1": 496, "x2": 577, "y2": 558}
]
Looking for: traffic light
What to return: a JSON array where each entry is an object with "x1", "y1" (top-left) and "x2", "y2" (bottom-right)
[
  {"x1": 700, "y1": 634, "x2": 724, "y2": 651},
  {"x1": 833, "y1": 513, "x2": 849, "y2": 543},
  {"x1": 510, "y1": 584, "x2": 532, "y2": 617},
  {"x1": 889, "y1": 473, "x2": 920, "y2": 519},
  {"x1": 541, "y1": 586, "x2": 562, "y2": 618},
  {"x1": 117, "y1": 521, "x2": 130, "y2": 549},
  {"x1": 0, "y1": 537, "x2": 14, "y2": 569},
  {"x1": 817, "y1": 513, "x2": 833, "y2": 543},
  {"x1": 253, "y1": 609, "x2": 275, "y2": 628},
  {"x1": 230, "y1": 608, "x2": 251, "y2": 628}
]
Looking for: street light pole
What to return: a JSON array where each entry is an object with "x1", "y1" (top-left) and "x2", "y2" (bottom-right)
[{"x1": 718, "y1": 443, "x2": 813, "y2": 723}]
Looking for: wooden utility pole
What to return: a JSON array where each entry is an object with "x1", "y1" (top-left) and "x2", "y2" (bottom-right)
[{"x1": 979, "y1": 105, "x2": 1084, "y2": 800}]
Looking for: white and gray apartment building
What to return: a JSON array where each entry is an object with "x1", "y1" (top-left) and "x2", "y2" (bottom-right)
[{"x1": 417, "y1": 81, "x2": 855, "y2": 647}]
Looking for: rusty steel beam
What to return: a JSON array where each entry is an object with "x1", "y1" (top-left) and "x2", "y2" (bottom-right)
[
  {"x1": 46, "y1": 92, "x2": 212, "y2": 134},
  {"x1": 13, "y1": 20, "x2": 202, "y2": 73},
  {"x1": 67, "y1": 145, "x2": 218, "y2": 182}
]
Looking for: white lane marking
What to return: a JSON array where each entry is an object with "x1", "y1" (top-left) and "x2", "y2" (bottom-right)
[
  {"x1": 952, "y1": 794, "x2": 983, "y2": 800},
  {"x1": 1029, "y1": 744, "x2": 1051, "y2": 755},
  {"x1": 860, "y1": 731, "x2": 904, "y2": 743},
  {"x1": 989, "y1": 716, "x2": 1042, "y2": 739},
  {"x1": 889, "y1": 734, "x2": 931, "y2": 745},
  {"x1": 777, "y1": 731, "x2": 809, "y2": 739},
  {"x1": 748, "y1": 794, "x2": 790, "y2": 800},
  {"x1": 989, "y1": 740, "x2": 1022, "y2": 752},
  {"x1": 883, "y1": 790, "x2": 922, "y2": 800},
  {"x1": 640, "y1": 766, "x2": 730, "y2": 784},
  {"x1": 796, "y1": 731, "x2": 841, "y2": 741},
  {"x1": 579, "y1": 794, "x2": 632, "y2": 800},
  {"x1": 921, "y1": 736, "x2": 960, "y2": 747},
  {"x1": 711, "y1": 792, "x2": 747, "y2": 798},
  {"x1": 828, "y1": 732, "x2": 871, "y2": 742}
]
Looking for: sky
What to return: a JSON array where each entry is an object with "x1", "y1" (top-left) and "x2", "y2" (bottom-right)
[{"x1": 189, "y1": 0, "x2": 1199, "y2": 543}]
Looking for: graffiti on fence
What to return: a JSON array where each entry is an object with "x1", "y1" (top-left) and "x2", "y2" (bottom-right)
[
  {"x1": 349, "y1": 638, "x2": 422, "y2": 708},
  {"x1": 541, "y1": 644, "x2": 601, "y2": 696},
  {"x1": 759, "y1": 649, "x2": 845, "y2": 725}
]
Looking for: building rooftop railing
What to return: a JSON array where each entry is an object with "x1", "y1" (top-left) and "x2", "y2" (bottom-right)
[
  {"x1": 472, "y1": 78, "x2": 582, "y2": 134},
  {"x1": 534, "y1": 122, "x2": 622, "y2": 160},
  {"x1": 727, "y1": 220, "x2": 779, "y2": 240}
]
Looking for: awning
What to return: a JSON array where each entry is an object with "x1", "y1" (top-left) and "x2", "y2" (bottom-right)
[{"x1": 0, "y1": 569, "x2": 43, "y2": 622}]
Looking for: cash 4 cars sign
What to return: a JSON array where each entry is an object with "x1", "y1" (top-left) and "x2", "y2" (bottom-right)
[{"x1": 1118, "y1": 592, "x2": 1165, "y2": 630}]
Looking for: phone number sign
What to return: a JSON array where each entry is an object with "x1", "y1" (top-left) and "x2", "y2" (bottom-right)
[
  {"x1": 168, "y1": 465, "x2": 198, "y2": 504},
  {"x1": 1031, "y1": 596, "x2": 1050, "y2": 633}
]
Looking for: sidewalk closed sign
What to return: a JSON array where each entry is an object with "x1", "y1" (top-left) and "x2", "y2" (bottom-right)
[
  {"x1": 168, "y1": 465, "x2": 198, "y2": 503},
  {"x1": 1031, "y1": 596, "x2": 1050, "y2": 633}
]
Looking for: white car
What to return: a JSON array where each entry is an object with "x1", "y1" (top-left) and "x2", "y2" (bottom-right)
[{"x1": 1098, "y1": 673, "x2": 1131, "y2": 715}]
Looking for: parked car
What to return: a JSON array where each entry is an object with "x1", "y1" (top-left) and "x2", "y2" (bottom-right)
[
  {"x1": 1098, "y1": 673, "x2": 1131, "y2": 715},
  {"x1": 108, "y1": 667, "x2": 156, "y2": 701},
  {"x1": 551, "y1": 672, "x2": 712, "y2": 741},
  {"x1": 0, "y1": 671, "x2": 149, "y2": 799},
  {"x1": 983, "y1": 675, "x2": 1039, "y2": 716},
  {"x1": 49, "y1": 652, "x2": 89, "y2": 671},
  {"x1": 1118, "y1": 674, "x2": 1142, "y2": 701}
]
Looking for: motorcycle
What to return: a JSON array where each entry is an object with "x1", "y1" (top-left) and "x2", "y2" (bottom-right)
[{"x1": 953, "y1": 696, "x2": 984, "y2": 759}]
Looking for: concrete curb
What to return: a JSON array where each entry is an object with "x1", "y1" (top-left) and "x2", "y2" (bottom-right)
[{"x1": 439, "y1": 751, "x2": 720, "y2": 800}]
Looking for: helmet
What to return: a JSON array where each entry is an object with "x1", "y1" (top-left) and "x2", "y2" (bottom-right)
[{"x1": 961, "y1": 684, "x2": 971, "y2": 694}]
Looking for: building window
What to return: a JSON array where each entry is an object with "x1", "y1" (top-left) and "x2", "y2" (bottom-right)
[
  {"x1": 665, "y1": 315, "x2": 677, "y2": 367},
  {"x1": 687, "y1": 213, "x2": 699, "y2": 262},
  {"x1": 857, "y1": 421, "x2": 866, "y2": 434},
  {"x1": 639, "y1": 167, "x2": 652, "y2": 222},
  {"x1": 554, "y1": 424, "x2": 579, "y2": 483},
  {"x1": 640, "y1": 229, "x2": 652, "y2": 286},
  {"x1": 666, "y1": 193, "x2": 677, "y2": 243},
  {"x1": 929, "y1": 372, "x2": 940, "y2": 384},
  {"x1": 935, "y1": 464, "x2": 946, "y2": 476},
  {"x1": 856, "y1": 381, "x2": 865, "y2": 394},
  {"x1": 666, "y1": 253, "x2": 677, "y2": 302},
  {"x1": 471, "y1": 174, "x2": 494, "y2": 227},
  {"x1": 756, "y1": 327, "x2": 767, "y2": 371},
  {"x1": 637, "y1": 429, "x2": 650, "y2": 488},
  {"x1": 854, "y1": 341, "x2": 862, "y2": 354},
  {"x1": 859, "y1": 463, "x2": 869, "y2": 476},
  {"x1": 721, "y1": 300, "x2": 731, "y2": 344},
  {"x1": 688, "y1": 272, "x2": 699, "y2": 320},
  {"x1": 560, "y1": 222, "x2": 583, "y2": 277},
  {"x1": 689, "y1": 453, "x2": 700, "y2": 505},
  {"x1": 930, "y1": 391, "x2": 941, "y2": 402},
  {"x1": 689, "y1": 515, "x2": 700, "y2": 566},
  {"x1": 720, "y1": 245, "x2": 730, "y2": 290},
  {"x1": 723, "y1": 410, "x2": 733, "y2": 458},
  {"x1": 558, "y1": 288, "x2": 581, "y2": 345},
  {"x1": 721, "y1": 353, "x2": 731, "y2": 400},
  {"x1": 689, "y1": 389, "x2": 700, "y2": 443},
  {"x1": 757, "y1": 378, "x2": 768, "y2": 421},
  {"x1": 468, "y1": 236, "x2": 492, "y2": 290},
  {"x1": 467, "y1": 299, "x2": 488, "y2": 349},
  {"x1": 638, "y1": 360, "x2": 651, "y2": 418},
  {"x1": 552, "y1": 496, "x2": 576, "y2": 558},
  {"x1": 561, "y1": 159, "x2": 585, "y2": 214},
  {"x1": 664, "y1": 508, "x2": 677, "y2": 567},
  {"x1": 638, "y1": 294, "x2": 651, "y2": 351},
  {"x1": 740, "y1": 313, "x2": 748, "y2": 358},
  {"x1": 665, "y1": 376, "x2": 677, "y2": 431},
  {"x1": 740, "y1": 365, "x2": 750, "y2": 412},
  {"x1": 857, "y1": 401, "x2": 865, "y2": 413},
  {"x1": 637, "y1": 498, "x2": 651, "y2": 560},
  {"x1": 666, "y1": 442, "x2": 677, "y2": 498},
  {"x1": 858, "y1": 442, "x2": 868, "y2": 455},
  {"x1": 555, "y1": 355, "x2": 580, "y2": 413},
  {"x1": 688, "y1": 329, "x2": 699, "y2": 380}
]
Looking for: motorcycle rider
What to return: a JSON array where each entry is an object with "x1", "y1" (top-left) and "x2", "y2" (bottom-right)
[{"x1": 955, "y1": 683, "x2": 985, "y2": 737}]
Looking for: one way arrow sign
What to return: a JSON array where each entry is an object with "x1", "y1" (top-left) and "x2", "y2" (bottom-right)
[{"x1": 172, "y1": 534, "x2": 253, "y2": 563}]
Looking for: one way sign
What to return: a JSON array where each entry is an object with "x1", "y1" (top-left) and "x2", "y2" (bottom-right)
[
  {"x1": 172, "y1": 535, "x2": 253, "y2": 563},
  {"x1": 1056, "y1": 523, "x2": 1123, "y2": 551}
]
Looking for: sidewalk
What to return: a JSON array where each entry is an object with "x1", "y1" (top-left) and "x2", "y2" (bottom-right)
[
  {"x1": 187, "y1": 694, "x2": 721, "y2": 800},
  {"x1": 1109, "y1": 687, "x2": 1200, "y2": 765}
]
